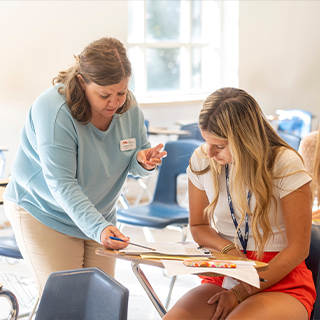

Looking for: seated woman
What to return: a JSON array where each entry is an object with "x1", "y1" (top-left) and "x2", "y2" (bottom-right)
[
  {"x1": 163, "y1": 88, "x2": 315, "y2": 320},
  {"x1": 299, "y1": 129, "x2": 320, "y2": 218}
]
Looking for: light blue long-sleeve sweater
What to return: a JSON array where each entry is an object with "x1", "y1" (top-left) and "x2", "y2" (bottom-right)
[{"x1": 4, "y1": 86, "x2": 152, "y2": 243}]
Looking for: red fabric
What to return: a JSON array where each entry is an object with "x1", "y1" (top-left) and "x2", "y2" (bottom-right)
[{"x1": 200, "y1": 251, "x2": 316, "y2": 319}]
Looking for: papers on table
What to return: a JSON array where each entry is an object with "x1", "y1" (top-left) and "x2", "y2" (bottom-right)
[
  {"x1": 161, "y1": 259, "x2": 260, "y2": 288},
  {"x1": 119, "y1": 241, "x2": 214, "y2": 258},
  {"x1": 119, "y1": 241, "x2": 260, "y2": 287}
]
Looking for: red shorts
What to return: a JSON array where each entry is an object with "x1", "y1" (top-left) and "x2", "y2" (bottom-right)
[{"x1": 200, "y1": 251, "x2": 316, "y2": 319}]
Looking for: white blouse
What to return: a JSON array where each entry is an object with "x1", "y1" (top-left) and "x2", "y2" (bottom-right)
[{"x1": 187, "y1": 147, "x2": 311, "y2": 252}]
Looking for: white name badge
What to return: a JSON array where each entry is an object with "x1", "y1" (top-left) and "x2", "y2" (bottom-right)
[{"x1": 120, "y1": 138, "x2": 136, "y2": 151}]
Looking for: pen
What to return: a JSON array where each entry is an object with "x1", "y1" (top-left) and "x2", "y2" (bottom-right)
[
  {"x1": 197, "y1": 246, "x2": 212, "y2": 254},
  {"x1": 109, "y1": 236, "x2": 157, "y2": 251},
  {"x1": 260, "y1": 278, "x2": 267, "y2": 282}
]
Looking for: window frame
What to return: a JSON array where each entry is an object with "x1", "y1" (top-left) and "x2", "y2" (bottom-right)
[{"x1": 126, "y1": 0, "x2": 239, "y2": 104}]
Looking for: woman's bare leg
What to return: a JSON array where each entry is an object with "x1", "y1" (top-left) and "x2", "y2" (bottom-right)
[
  {"x1": 163, "y1": 284, "x2": 308, "y2": 320},
  {"x1": 163, "y1": 283, "x2": 225, "y2": 320},
  {"x1": 227, "y1": 292, "x2": 308, "y2": 320}
]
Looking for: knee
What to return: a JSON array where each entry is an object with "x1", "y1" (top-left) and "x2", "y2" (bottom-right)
[{"x1": 226, "y1": 306, "x2": 255, "y2": 320}]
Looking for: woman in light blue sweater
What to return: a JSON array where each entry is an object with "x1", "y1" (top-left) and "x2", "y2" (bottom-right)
[{"x1": 3, "y1": 37, "x2": 166, "y2": 294}]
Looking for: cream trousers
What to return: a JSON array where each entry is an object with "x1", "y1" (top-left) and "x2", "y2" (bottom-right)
[{"x1": 4, "y1": 200, "x2": 116, "y2": 295}]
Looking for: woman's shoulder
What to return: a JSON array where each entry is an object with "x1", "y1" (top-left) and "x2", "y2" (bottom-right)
[
  {"x1": 32, "y1": 86, "x2": 67, "y2": 115},
  {"x1": 31, "y1": 86, "x2": 74, "y2": 133},
  {"x1": 189, "y1": 145, "x2": 209, "y2": 171},
  {"x1": 35, "y1": 86, "x2": 66, "y2": 104},
  {"x1": 274, "y1": 147, "x2": 305, "y2": 174}
]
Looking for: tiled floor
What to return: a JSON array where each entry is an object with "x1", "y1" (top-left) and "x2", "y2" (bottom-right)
[{"x1": 0, "y1": 224, "x2": 200, "y2": 320}]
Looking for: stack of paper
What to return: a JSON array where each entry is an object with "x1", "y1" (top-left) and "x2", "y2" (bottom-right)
[
  {"x1": 119, "y1": 241, "x2": 260, "y2": 287},
  {"x1": 119, "y1": 242, "x2": 213, "y2": 260},
  {"x1": 161, "y1": 259, "x2": 260, "y2": 288}
]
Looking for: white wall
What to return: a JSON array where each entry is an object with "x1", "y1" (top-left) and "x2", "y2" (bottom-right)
[
  {"x1": 239, "y1": 0, "x2": 320, "y2": 130},
  {"x1": 0, "y1": 1, "x2": 129, "y2": 178},
  {"x1": 1, "y1": 1, "x2": 320, "y2": 178}
]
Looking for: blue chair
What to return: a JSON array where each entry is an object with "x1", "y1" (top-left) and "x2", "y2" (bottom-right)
[
  {"x1": 277, "y1": 109, "x2": 312, "y2": 139},
  {"x1": 117, "y1": 139, "x2": 203, "y2": 308},
  {"x1": 276, "y1": 130, "x2": 301, "y2": 151},
  {"x1": 117, "y1": 139, "x2": 203, "y2": 232},
  {"x1": 0, "y1": 234, "x2": 23, "y2": 260},
  {"x1": 35, "y1": 268, "x2": 129, "y2": 320},
  {"x1": 306, "y1": 224, "x2": 320, "y2": 320},
  {"x1": 120, "y1": 119, "x2": 152, "y2": 207},
  {"x1": 178, "y1": 123, "x2": 204, "y2": 142}
]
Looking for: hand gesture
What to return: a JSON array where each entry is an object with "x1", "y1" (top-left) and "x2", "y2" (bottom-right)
[
  {"x1": 136, "y1": 143, "x2": 167, "y2": 170},
  {"x1": 100, "y1": 225, "x2": 130, "y2": 250}
]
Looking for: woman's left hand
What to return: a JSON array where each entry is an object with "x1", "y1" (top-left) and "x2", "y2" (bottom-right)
[
  {"x1": 207, "y1": 290, "x2": 239, "y2": 320},
  {"x1": 137, "y1": 143, "x2": 167, "y2": 170}
]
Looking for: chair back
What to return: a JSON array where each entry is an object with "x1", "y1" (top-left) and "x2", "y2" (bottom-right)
[
  {"x1": 35, "y1": 268, "x2": 129, "y2": 320},
  {"x1": 305, "y1": 224, "x2": 320, "y2": 320},
  {"x1": 152, "y1": 139, "x2": 203, "y2": 205},
  {"x1": 277, "y1": 109, "x2": 312, "y2": 139},
  {"x1": 178, "y1": 123, "x2": 204, "y2": 142},
  {"x1": 276, "y1": 130, "x2": 301, "y2": 151}
]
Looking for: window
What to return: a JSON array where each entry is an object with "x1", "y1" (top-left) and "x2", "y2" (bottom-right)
[{"x1": 127, "y1": 0, "x2": 239, "y2": 102}]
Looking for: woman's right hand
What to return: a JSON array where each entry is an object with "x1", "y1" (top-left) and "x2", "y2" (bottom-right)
[{"x1": 100, "y1": 225, "x2": 130, "y2": 249}]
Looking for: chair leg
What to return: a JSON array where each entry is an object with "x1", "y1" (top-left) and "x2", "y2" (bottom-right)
[
  {"x1": 142, "y1": 227, "x2": 155, "y2": 243},
  {"x1": 163, "y1": 225, "x2": 188, "y2": 308},
  {"x1": 131, "y1": 262, "x2": 167, "y2": 318},
  {"x1": 118, "y1": 193, "x2": 130, "y2": 209},
  {"x1": 27, "y1": 296, "x2": 39, "y2": 320},
  {"x1": 117, "y1": 222, "x2": 124, "y2": 232},
  {"x1": 180, "y1": 226, "x2": 187, "y2": 242},
  {"x1": 165, "y1": 275, "x2": 177, "y2": 309},
  {"x1": 133, "y1": 177, "x2": 153, "y2": 206}
]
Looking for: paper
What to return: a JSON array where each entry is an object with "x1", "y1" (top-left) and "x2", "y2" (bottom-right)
[
  {"x1": 119, "y1": 241, "x2": 213, "y2": 257},
  {"x1": 141, "y1": 254, "x2": 210, "y2": 260},
  {"x1": 161, "y1": 260, "x2": 260, "y2": 288}
]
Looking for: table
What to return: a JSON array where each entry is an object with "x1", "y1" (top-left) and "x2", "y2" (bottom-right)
[
  {"x1": 96, "y1": 247, "x2": 268, "y2": 318},
  {"x1": 148, "y1": 127, "x2": 190, "y2": 136}
]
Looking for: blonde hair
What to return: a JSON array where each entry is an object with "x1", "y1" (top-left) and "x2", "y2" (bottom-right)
[
  {"x1": 312, "y1": 129, "x2": 320, "y2": 207},
  {"x1": 193, "y1": 87, "x2": 304, "y2": 257},
  {"x1": 53, "y1": 37, "x2": 132, "y2": 123}
]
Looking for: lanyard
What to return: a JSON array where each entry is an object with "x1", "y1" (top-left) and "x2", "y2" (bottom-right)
[{"x1": 225, "y1": 164, "x2": 251, "y2": 254}]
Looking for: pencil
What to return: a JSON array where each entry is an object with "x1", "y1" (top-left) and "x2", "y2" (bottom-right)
[
  {"x1": 109, "y1": 236, "x2": 157, "y2": 251},
  {"x1": 259, "y1": 278, "x2": 267, "y2": 282}
]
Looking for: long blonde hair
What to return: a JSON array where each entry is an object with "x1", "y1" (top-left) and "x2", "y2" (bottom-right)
[
  {"x1": 195, "y1": 87, "x2": 303, "y2": 257},
  {"x1": 312, "y1": 129, "x2": 320, "y2": 207},
  {"x1": 53, "y1": 37, "x2": 132, "y2": 123}
]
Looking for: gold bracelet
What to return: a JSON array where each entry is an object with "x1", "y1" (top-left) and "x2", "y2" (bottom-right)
[
  {"x1": 230, "y1": 286, "x2": 243, "y2": 303},
  {"x1": 220, "y1": 243, "x2": 237, "y2": 255}
]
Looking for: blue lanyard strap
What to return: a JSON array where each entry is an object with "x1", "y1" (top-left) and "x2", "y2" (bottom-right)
[{"x1": 225, "y1": 164, "x2": 251, "y2": 254}]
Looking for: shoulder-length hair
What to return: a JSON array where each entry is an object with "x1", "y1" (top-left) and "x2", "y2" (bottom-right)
[
  {"x1": 52, "y1": 37, "x2": 132, "y2": 123},
  {"x1": 193, "y1": 87, "x2": 306, "y2": 257}
]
